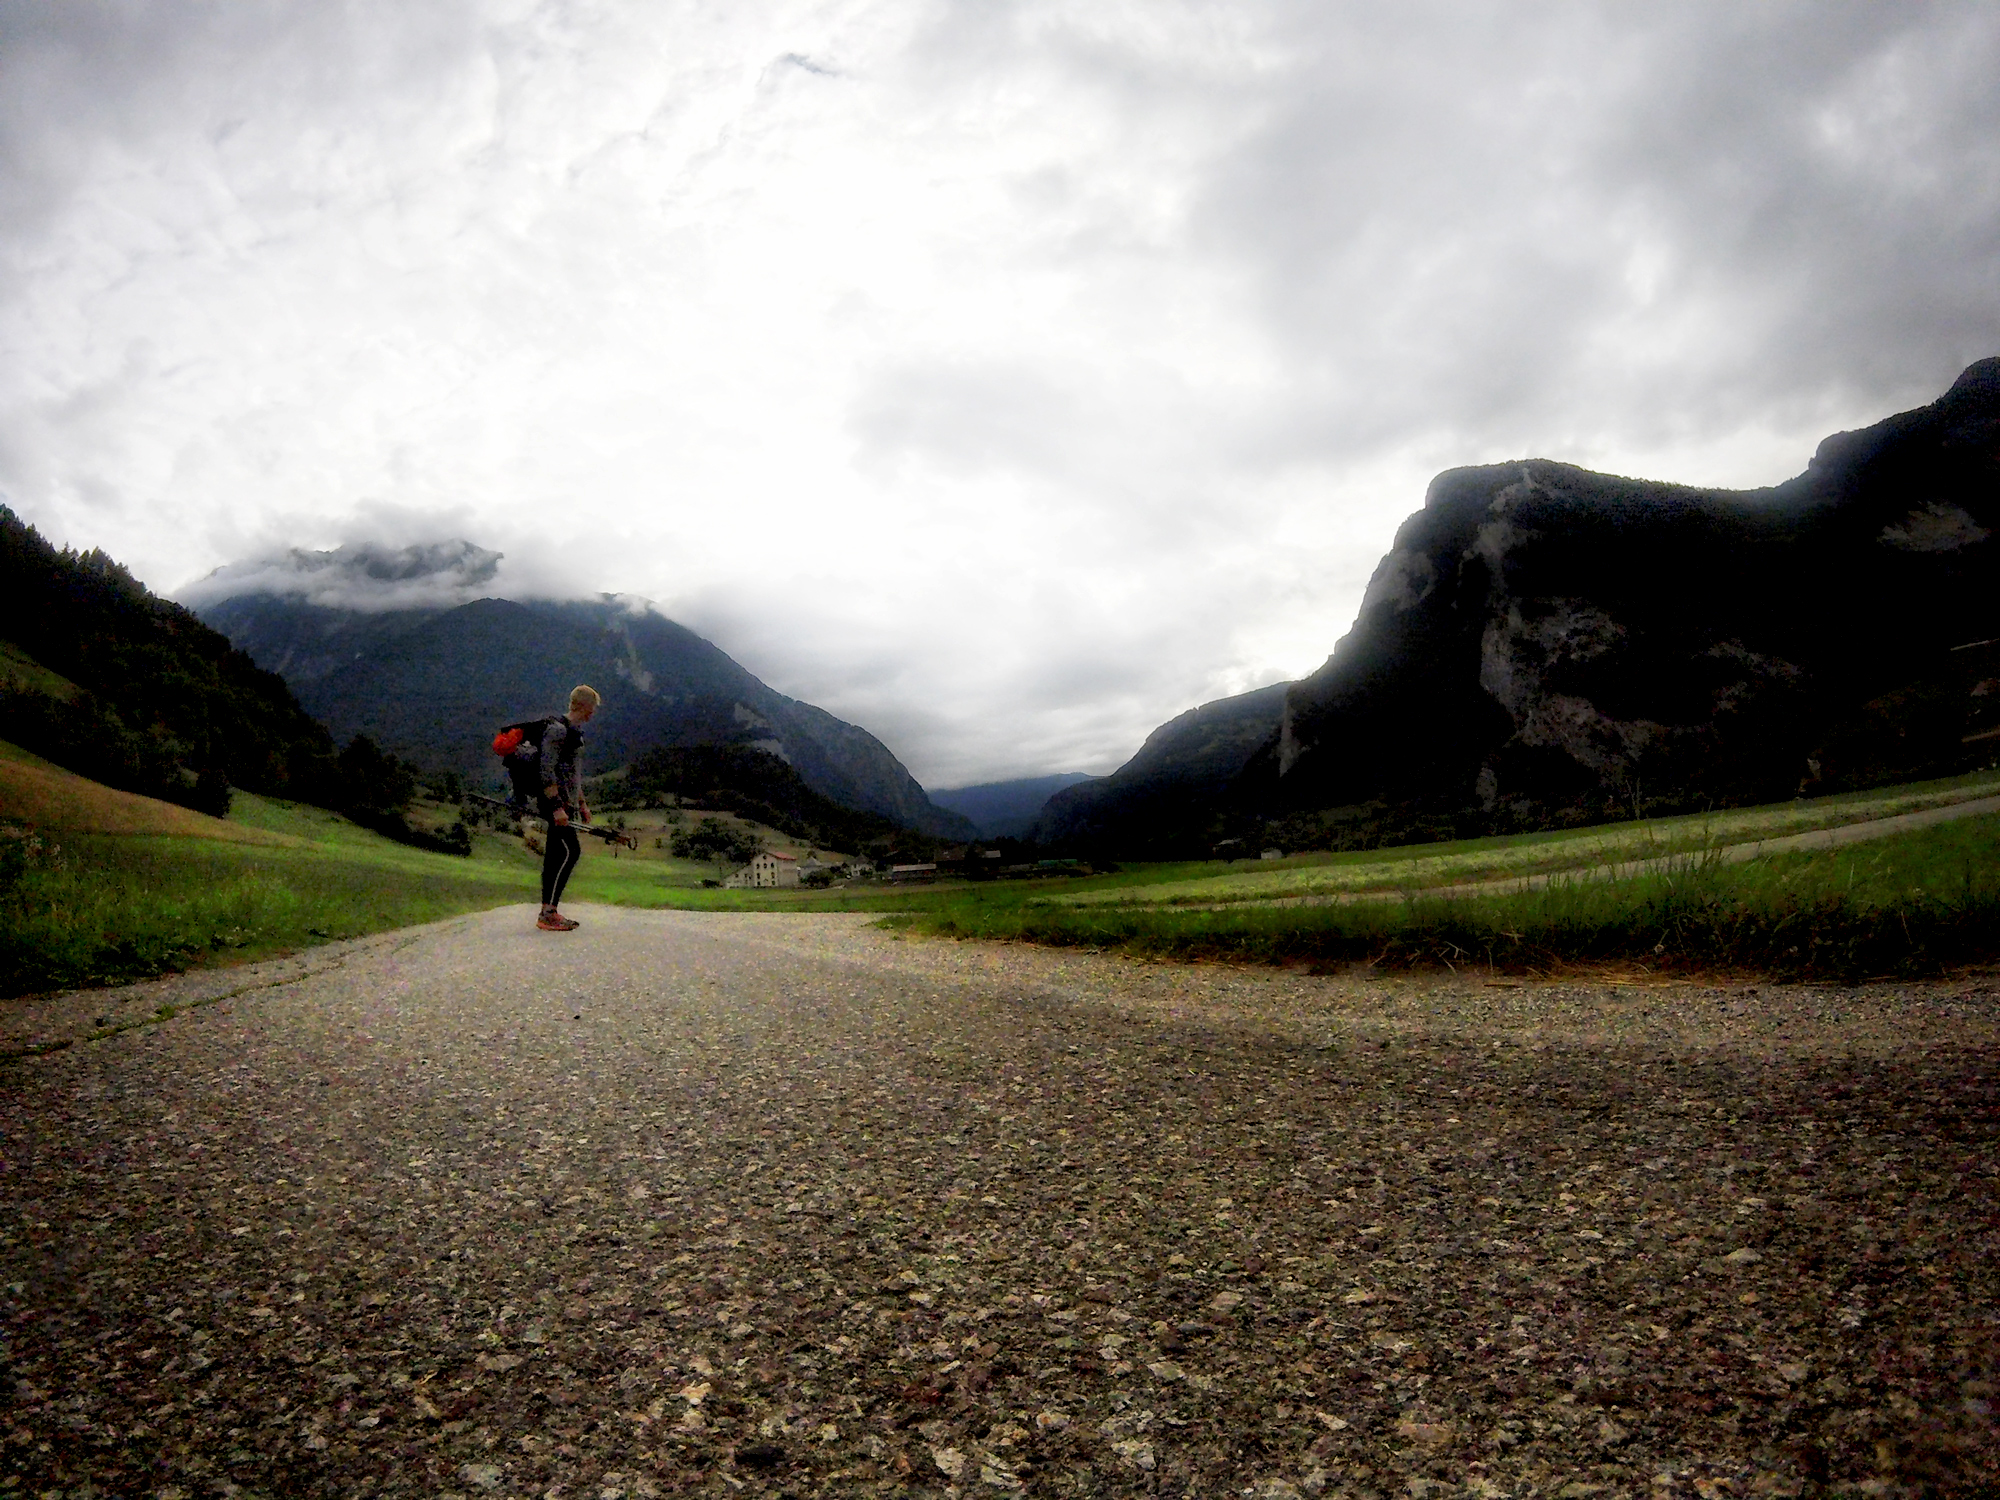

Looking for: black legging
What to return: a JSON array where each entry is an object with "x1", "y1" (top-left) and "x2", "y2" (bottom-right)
[{"x1": 540, "y1": 822, "x2": 581, "y2": 908}]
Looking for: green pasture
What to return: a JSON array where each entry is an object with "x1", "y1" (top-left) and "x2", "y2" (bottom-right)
[
  {"x1": 888, "y1": 812, "x2": 2000, "y2": 979},
  {"x1": 1049, "y1": 768, "x2": 2000, "y2": 908},
  {"x1": 0, "y1": 638, "x2": 80, "y2": 699},
  {"x1": 1, "y1": 791, "x2": 533, "y2": 996},
  {"x1": 5, "y1": 752, "x2": 1996, "y2": 996},
  {"x1": 556, "y1": 774, "x2": 2000, "y2": 976}
]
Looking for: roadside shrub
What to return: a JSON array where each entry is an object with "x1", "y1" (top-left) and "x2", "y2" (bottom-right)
[
  {"x1": 0, "y1": 824, "x2": 59, "y2": 895},
  {"x1": 348, "y1": 809, "x2": 472, "y2": 858},
  {"x1": 333, "y1": 735, "x2": 418, "y2": 821}
]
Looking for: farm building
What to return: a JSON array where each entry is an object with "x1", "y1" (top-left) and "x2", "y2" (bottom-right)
[{"x1": 723, "y1": 850, "x2": 799, "y2": 888}]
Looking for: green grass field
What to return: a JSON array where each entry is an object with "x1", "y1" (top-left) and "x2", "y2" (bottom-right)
[
  {"x1": 1, "y1": 761, "x2": 541, "y2": 995},
  {"x1": 0, "y1": 638, "x2": 80, "y2": 700},
  {"x1": 418, "y1": 776, "x2": 2000, "y2": 979},
  {"x1": 1048, "y1": 768, "x2": 2000, "y2": 908},
  {"x1": 883, "y1": 811, "x2": 2000, "y2": 979},
  {"x1": 0, "y1": 735, "x2": 891, "y2": 995},
  {"x1": 5, "y1": 732, "x2": 1996, "y2": 994}
]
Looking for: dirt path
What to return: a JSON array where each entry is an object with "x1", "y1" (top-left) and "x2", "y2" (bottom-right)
[
  {"x1": 1180, "y1": 793, "x2": 2000, "y2": 910},
  {"x1": 4, "y1": 908, "x2": 1996, "y2": 1498}
]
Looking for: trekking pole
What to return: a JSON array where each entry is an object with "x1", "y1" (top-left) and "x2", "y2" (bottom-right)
[{"x1": 464, "y1": 792, "x2": 638, "y2": 849}]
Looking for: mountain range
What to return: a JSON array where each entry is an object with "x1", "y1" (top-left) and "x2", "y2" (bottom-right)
[
  {"x1": 1252, "y1": 358, "x2": 2000, "y2": 821},
  {"x1": 1029, "y1": 683, "x2": 1290, "y2": 853},
  {"x1": 190, "y1": 551, "x2": 976, "y2": 839},
  {"x1": 158, "y1": 357, "x2": 2000, "y2": 860},
  {"x1": 928, "y1": 772, "x2": 1098, "y2": 840},
  {"x1": 1033, "y1": 358, "x2": 2000, "y2": 855}
]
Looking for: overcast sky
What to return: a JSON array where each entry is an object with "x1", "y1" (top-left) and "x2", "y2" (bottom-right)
[{"x1": 3, "y1": 2, "x2": 1997, "y2": 788}]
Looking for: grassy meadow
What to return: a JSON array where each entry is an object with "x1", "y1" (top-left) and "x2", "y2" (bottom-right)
[
  {"x1": 0, "y1": 742, "x2": 536, "y2": 995},
  {"x1": 0, "y1": 639, "x2": 80, "y2": 700},
  {"x1": 1048, "y1": 768, "x2": 2000, "y2": 908},
  {"x1": 6, "y1": 731, "x2": 1997, "y2": 994},
  {"x1": 0, "y1": 743, "x2": 878, "y2": 996},
  {"x1": 884, "y1": 811, "x2": 2000, "y2": 980},
  {"x1": 580, "y1": 772, "x2": 2000, "y2": 979}
]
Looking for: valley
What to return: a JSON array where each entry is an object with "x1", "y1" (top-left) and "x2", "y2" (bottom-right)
[{"x1": 5, "y1": 361, "x2": 1999, "y2": 997}]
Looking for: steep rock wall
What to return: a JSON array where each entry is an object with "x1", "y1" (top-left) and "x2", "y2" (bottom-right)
[
  {"x1": 1246, "y1": 358, "x2": 2000, "y2": 819},
  {"x1": 1248, "y1": 356, "x2": 2000, "y2": 816}
]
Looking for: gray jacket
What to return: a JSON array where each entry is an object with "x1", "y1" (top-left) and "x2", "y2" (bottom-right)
[{"x1": 537, "y1": 715, "x2": 583, "y2": 813}]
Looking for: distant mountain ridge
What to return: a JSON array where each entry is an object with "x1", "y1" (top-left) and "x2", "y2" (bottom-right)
[
  {"x1": 1031, "y1": 682, "x2": 1290, "y2": 853},
  {"x1": 928, "y1": 772, "x2": 1098, "y2": 839},
  {"x1": 192, "y1": 550, "x2": 976, "y2": 838}
]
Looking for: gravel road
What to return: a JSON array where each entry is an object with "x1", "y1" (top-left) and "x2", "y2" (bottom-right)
[{"x1": 5, "y1": 906, "x2": 1997, "y2": 1499}]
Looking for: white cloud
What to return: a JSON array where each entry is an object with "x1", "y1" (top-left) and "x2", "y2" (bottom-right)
[
  {"x1": 2, "y1": 0, "x2": 1995, "y2": 787},
  {"x1": 179, "y1": 539, "x2": 505, "y2": 612}
]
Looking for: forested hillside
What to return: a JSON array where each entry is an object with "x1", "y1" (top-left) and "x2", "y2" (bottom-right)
[
  {"x1": 0, "y1": 509, "x2": 467, "y2": 852},
  {"x1": 613, "y1": 744, "x2": 945, "y2": 861},
  {"x1": 0, "y1": 506, "x2": 337, "y2": 811}
]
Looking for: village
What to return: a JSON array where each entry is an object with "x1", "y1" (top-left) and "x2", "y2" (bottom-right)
[
  {"x1": 718, "y1": 843, "x2": 1091, "y2": 888},
  {"x1": 477, "y1": 792, "x2": 1096, "y2": 891}
]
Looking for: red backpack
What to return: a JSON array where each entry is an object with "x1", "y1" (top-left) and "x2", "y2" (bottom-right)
[{"x1": 492, "y1": 717, "x2": 561, "y2": 809}]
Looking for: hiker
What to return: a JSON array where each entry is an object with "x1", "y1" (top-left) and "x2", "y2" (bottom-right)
[{"x1": 536, "y1": 684, "x2": 599, "y2": 931}]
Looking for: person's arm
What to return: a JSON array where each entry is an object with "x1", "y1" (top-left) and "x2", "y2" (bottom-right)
[{"x1": 539, "y1": 718, "x2": 570, "y2": 822}]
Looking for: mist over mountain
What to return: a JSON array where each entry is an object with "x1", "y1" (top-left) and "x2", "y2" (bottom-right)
[
  {"x1": 928, "y1": 772, "x2": 1098, "y2": 840},
  {"x1": 184, "y1": 540, "x2": 506, "y2": 617},
  {"x1": 192, "y1": 547, "x2": 976, "y2": 839}
]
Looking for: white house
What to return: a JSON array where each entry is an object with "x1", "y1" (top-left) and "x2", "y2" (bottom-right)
[{"x1": 738, "y1": 850, "x2": 798, "y2": 888}]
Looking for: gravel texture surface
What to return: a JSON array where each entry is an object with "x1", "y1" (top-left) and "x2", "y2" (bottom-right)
[{"x1": 3, "y1": 905, "x2": 1996, "y2": 1499}]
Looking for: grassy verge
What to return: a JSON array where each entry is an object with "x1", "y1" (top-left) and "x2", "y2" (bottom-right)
[
  {"x1": 2, "y1": 791, "x2": 532, "y2": 996},
  {"x1": 1051, "y1": 768, "x2": 2000, "y2": 908},
  {"x1": 13, "y1": 741, "x2": 1994, "y2": 992},
  {"x1": 886, "y1": 814, "x2": 2000, "y2": 980}
]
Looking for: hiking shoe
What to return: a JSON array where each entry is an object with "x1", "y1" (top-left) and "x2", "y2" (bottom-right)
[{"x1": 537, "y1": 912, "x2": 579, "y2": 931}]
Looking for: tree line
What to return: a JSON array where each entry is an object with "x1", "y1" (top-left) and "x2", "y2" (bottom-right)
[{"x1": 0, "y1": 507, "x2": 466, "y2": 854}]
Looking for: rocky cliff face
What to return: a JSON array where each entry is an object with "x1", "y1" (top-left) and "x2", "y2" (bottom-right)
[
  {"x1": 195, "y1": 567, "x2": 975, "y2": 838},
  {"x1": 1246, "y1": 358, "x2": 2000, "y2": 822}
]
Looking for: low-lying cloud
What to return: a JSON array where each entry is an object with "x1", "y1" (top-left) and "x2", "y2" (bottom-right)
[{"x1": 179, "y1": 540, "x2": 505, "y2": 614}]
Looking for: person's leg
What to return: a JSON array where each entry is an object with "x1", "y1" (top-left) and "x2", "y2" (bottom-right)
[
  {"x1": 540, "y1": 823, "x2": 579, "y2": 910},
  {"x1": 544, "y1": 823, "x2": 582, "y2": 910}
]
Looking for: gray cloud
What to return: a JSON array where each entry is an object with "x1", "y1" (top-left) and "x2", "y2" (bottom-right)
[
  {"x1": 1185, "y1": 2, "x2": 2000, "y2": 456},
  {"x1": 2, "y1": 1, "x2": 1995, "y2": 787},
  {"x1": 851, "y1": 358, "x2": 1097, "y2": 480},
  {"x1": 179, "y1": 539, "x2": 504, "y2": 612}
]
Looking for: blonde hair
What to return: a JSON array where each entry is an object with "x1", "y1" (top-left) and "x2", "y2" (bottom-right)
[{"x1": 569, "y1": 684, "x2": 601, "y2": 713}]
